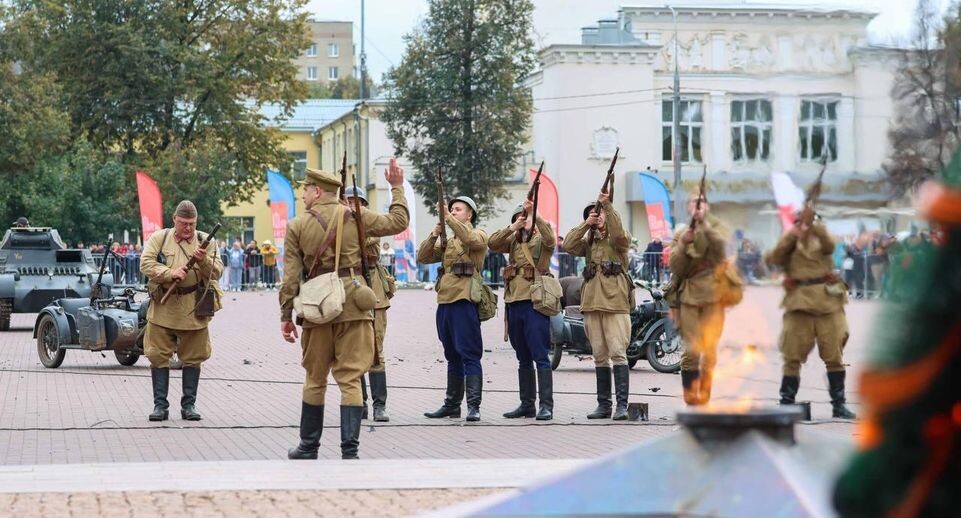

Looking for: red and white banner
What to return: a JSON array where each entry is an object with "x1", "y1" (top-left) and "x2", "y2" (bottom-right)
[
  {"x1": 770, "y1": 172, "x2": 806, "y2": 233},
  {"x1": 135, "y1": 171, "x2": 163, "y2": 241},
  {"x1": 532, "y1": 167, "x2": 559, "y2": 236}
]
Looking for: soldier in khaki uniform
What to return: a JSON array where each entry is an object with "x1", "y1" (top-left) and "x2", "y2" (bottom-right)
[
  {"x1": 668, "y1": 193, "x2": 729, "y2": 406},
  {"x1": 282, "y1": 166, "x2": 409, "y2": 460},
  {"x1": 488, "y1": 200, "x2": 556, "y2": 420},
  {"x1": 344, "y1": 172, "x2": 408, "y2": 423},
  {"x1": 563, "y1": 191, "x2": 633, "y2": 420},
  {"x1": 765, "y1": 215, "x2": 855, "y2": 419},
  {"x1": 140, "y1": 200, "x2": 223, "y2": 422},
  {"x1": 418, "y1": 196, "x2": 488, "y2": 422}
]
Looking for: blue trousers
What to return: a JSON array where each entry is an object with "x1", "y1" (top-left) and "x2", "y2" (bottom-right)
[
  {"x1": 507, "y1": 300, "x2": 551, "y2": 370},
  {"x1": 436, "y1": 299, "x2": 484, "y2": 376}
]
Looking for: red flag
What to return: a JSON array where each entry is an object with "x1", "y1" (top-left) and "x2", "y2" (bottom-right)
[
  {"x1": 531, "y1": 168, "x2": 559, "y2": 237},
  {"x1": 135, "y1": 171, "x2": 163, "y2": 241}
]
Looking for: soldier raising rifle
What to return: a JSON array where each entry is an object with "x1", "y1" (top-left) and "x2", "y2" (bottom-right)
[
  {"x1": 563, "y1": 150, "x2": 636, "y2": 421},
  {"x1": 488, "y1": 162, "x2": 557, "y2": 420}
]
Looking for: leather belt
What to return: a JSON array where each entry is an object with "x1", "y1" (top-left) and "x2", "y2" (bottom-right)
[
  {"x1": 314, "y1": 267, "x2": 357, "y2": 278},
  {"x1": 166, "y1": 284, "x2": 198, "y2": 295},
  {"x1": 794, "y1": 277, "x2": 827, "y2": 286}
]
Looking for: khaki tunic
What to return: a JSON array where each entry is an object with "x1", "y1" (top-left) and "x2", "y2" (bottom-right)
[
  {"x1": 416, "y1": 217, "x2": 488, "y2": 304},
  {"x1": 562, "y1": 201, "x2": 632, "y2": 314},
  {"x1": 140, "y1": 229, "x2": 224, "y2": 331},
  {"x1": 668, "y1": 215, "x2": 729, "y2": 307},
  {"x1": 279, "y1": 188, "x2": 409, "y2": 324},
  {"x1": 487, "y1": 216, "x2": 555, "y2": 303},
  {"x1": 764, "y1": 224, "x2": 846, "y2": 314}
]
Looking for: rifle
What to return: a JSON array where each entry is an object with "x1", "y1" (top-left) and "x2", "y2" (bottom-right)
[
  {"x1": 517, "y1": 161, "x2": 544, "y2": 243},
  {"x1": 436, "y1": 168, "x2": 447, "y2": 250},
  {"x1": 351, "y1": 174, "x2": 372, "y2": 288},
  {"x1": 689, "y1": 164, "x2": 708, "y2": 231},
  {"x1": 338, "y1": 151, "x2": 347, "y2": 203},
  {"x1": 91, "y1": 237, "x2": 114, "y2": 303},
  {"x1": 799, "y1": 155, "x2": 828, "y2": 238},
  {"x1": 160, "y1": 222, "x2": 222, "y2": 304},
  {"x1": 588, "y1": 147, "x2": 620, "y2": 246}
]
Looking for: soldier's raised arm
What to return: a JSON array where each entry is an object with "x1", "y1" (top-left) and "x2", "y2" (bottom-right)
[
  {"x1": 447, "y1": 217, "x2": 486, "y2": 252},
  {"x1": 417, "y1": 233, "x2": 443, "y2": 264},
  {"x1": 534, "y1": 216, "x2": 556, "y2": 251},
  {"x1": 363, "y1": 163, "x2": 410, "y2": 238},
  {"x1": 563, "y1": 223, "x2": 590, "y2": 257},
  {"x1": 765, "y1": 231, "x2": 798, "y2": 268}
]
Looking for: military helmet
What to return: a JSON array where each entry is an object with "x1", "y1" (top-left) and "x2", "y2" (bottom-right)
[
  {"x1": 510, "y1": 203, "x2": 525, "y2": 222},
  {"x1": 13, "y1": 216, "x2": 29, "y2": 227},
  {"x1": 448, "y1": 196, "x2": 478, "y2": 225},
  {"x1": 344, "y1": 186, "x2": 369, "y2": 206},
  {"x1": 582, "y1": 203, "x2": 600, "y2": 221}
]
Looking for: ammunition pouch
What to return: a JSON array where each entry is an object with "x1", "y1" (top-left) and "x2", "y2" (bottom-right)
[
  {"x1": 503, "y1": 265, "x2": 518, "y2": 282},
  {"x1": 600, "y1": 261, "x2": 623, "y2": 276},
  {"x1": 195, "y1": 283, "x2": 219, "y2": 318},
  {"x1": 582, "y1": 263, "x2": 597, "y2": 281},
  {"x1": 451, "y1": 261, "x2": 474, "y2": 277},
  {"x1": 504, "y1": 264, "x2": 536, "y2": 282}
]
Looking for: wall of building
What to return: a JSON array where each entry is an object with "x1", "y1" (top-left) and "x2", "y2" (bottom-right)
[{"x1": 294, "y1": 21, "x2": 355, "y2": 84}]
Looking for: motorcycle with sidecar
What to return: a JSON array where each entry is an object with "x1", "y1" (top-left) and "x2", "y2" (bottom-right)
[{"x1": 549, "y1": 277, "x2": 681, "y2": 373}]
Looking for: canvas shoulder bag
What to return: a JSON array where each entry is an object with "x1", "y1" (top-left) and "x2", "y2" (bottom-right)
[
  {"x1": 520, "y1": 241, "x2": 562, "y2": 316},
  {"x1": 294, "y1": 207, "x2": 348, "y2": 324}
]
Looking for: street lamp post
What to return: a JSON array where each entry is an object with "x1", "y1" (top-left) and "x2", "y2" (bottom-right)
[{"x1": 667, "y1": 5, "x2": 682, "y2": 229}]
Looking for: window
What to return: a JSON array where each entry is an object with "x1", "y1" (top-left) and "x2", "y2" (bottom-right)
[
  {"x1": 288, "y1": 151, "x2": 307, "y2": 180},
  {"x1": 662, "y1": 99, "x2": 703, "y2": 162},
  {"x1": 328, "y1": 66, "x2": 339, "y2": 80},
  {"x1": 306, "y1": 66, "x2": 317, "y2": 81},
  {"x1": 731, "y1": 99, "x2": 773, "y2": 162},
  {"x1": 225, "y1": 217, "x2": 255, "y2": 248},
  {"x1": 306, "y1": 44, "x2": 317, "y2": 57},
  {"x1": 328, "y1": 43, "x2": 339, "y2": 57},
  {"x1": 799, "y1": 99, "x2": 838, "y2": 162}
]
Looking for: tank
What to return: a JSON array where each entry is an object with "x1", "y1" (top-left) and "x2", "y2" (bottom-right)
[{"x1": 0, "y1": 226, "x2": 112, "y2": 330}]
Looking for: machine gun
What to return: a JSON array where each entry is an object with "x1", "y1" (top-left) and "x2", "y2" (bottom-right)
[
  {"x1": 436, "y1": 168, "x2": 448, "y2": 250},
  {"x1": 90, "y1": 237, "x2": 115, "y2": 303},
  {"x1": 159, "y1": 222, "x2": 222, "y2": 304},
  {"x1": 517, "y1": 161, "x2": 544, "y2": 243},
  {"x1": 588, "y1": 148, "x2": 619, "y2": 246},
  {"x1": 339, "y1": 151, "x2": 348, "y2": 203},
  {"x1": 799, "y1": 155, "x2": 828, "y2": 238},
  {"x1": 351, "y1": 174, "x2": 372, "y2": 288},
  {"x1": 689, "y1": 164, "x2": 708, "y2": 231}
]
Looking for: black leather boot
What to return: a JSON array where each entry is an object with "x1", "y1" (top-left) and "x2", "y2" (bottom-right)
[
  {"x1": 779, "y1": 375, "x2": 800, "y2": 405},
  {"x1": 587, "y1": 367, "x2": 612, "y2": 419},
  {"x1": 340, "y1": 405, "x2": 364, "y2": 459},
  {"x1": 698, "y1": 368, "x2": 714, "y2": 405},
  {"x1": 149, "y1": 367, "x2": 170, "y2": 421},
  {"x1": 681, "y1": 370, "x2": 702, "y2": 406},
  {"x1": 535, "y1": 368, "x2": 554, "y2": 421},
  {"x1": 369, "y1": 371, "x2": 389, "y2": 422},
  {"x1": 612, "y1": 364, "x2": 630, "y2": 420},
  {"x1": 180, "y1": 366, "x2": 202, "y2": 420},
  {"x1": 424, "y1": 374, "x2": 464, "y2": 418},
  {"x1": 465, "y1": 374, "x2": 483, "y2": 422},
  {"x1": 503, "y1": 369, "x2": 536, "y2": 418},
  {"x1": 287, "y1": 402, "x2": 324, "y2": 460},
  {"x1": 360, "y1": 375, "x2": 369, "y2": 420},
  {"x1": 828, "y1": 371, "x2": 856, "y2": 419}
]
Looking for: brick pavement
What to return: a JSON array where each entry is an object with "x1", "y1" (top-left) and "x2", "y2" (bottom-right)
[{"x1": 0, "y1": 287, "x2": 870, "y2": 465}]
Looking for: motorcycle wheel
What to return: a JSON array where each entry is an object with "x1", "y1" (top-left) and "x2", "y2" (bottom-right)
[
  {"x1": 550, "y1": 343, "x2": 563, "y2": 371},
  {"x1": 115, "y1": 350, "x2": 140, "y2": 366},
  {"x1": 645, "y1": 319, "x2": 682, "y2": 374},
  {"x1": 36, "y1": 314, "x2": 66, "y2": 368}
]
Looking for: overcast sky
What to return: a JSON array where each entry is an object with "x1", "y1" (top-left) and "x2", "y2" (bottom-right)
[{"x1": 306, "y1": 0, "x2": 944, "y2": 82}]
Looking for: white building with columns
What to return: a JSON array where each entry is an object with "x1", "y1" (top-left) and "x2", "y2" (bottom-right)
[{"x1": 528, "y1": 2, "x2": 900, "y2": 248}]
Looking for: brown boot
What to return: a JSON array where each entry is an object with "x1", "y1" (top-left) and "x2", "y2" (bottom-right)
[{"x1": 681, "y1": 370, "x2": 702, "y2": 406}]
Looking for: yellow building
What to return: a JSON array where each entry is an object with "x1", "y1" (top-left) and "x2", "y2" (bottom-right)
[{"x1": 221, "y1": 99, "x2": 357, "y2": 245}]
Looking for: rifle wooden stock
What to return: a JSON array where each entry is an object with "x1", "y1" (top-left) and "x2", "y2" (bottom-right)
[
  {"x1": 351, "y1": 175, "x2": 372, "y2": 288},
  {"x1": 800, "y1": 156, "x2": 829, "y2": 238},
  {"x1": 588, "y1": 148, "x2": 619, "y2": 246},
  {"x1": 160, "y1": 222, "x2": 222, "y2": 305},
  {"x1": 517, "y1": 161, "x2": 544, "y2": 243},
  {"x1": 689, "y1": 165, "x2": 708, "y2": 231},
  {"x1": 339, "y1": 151, "x2": 347, "y2": 202},
  {"x1": 436, "y1": 169, "x2": 447, "y2": 249}
]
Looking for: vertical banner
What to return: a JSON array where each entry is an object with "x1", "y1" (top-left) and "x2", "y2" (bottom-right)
[
  {"x1": 770, "y1": 171, "x2": 806, "y2": 233},
  {"x1": 638, "y1": 172, "x2": 673, "y2": 241},
  {"x1": 135, "y1": 171, "x2": 163, "y2": 242},
  {"x1": 266, "y1": 169, "x2": 296, "y2": 271},
  {"x1": 532, "y1": 168, "x2": 560, "y2": 273},
  {"x1": 393, "y1": 179, "x2": 418, "y2": 282}
]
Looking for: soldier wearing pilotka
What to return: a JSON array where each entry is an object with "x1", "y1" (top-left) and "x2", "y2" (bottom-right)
[
  {"x1": 563, "y1": 190, "x2": 633, "y2": 421},
  {"x1": 764, "y1": 213, "x2": 856, "y2": 419},
  {"x1": 488, "y1": 199, "x2": 556, "y2": 420},
  {"x1": 281, "y1": 166, "x2": 408, "y2": 460},
  {"x1": 140, "y1": 200, "x2": 223, "y2": 422},
  {"x1": 344, "y1": 160, "x2": 409, "y2": 422}
]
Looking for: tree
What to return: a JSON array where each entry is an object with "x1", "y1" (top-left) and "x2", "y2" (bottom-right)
[
  {"x1": 0, "y1": 0, "x2": 310, "y2": 225},
  {"x1": 885, "y1": 0, "x2": 961, "y2": 196},
  {"x1": 381, "y1": 0, "x2": 535, "y2": 220},
  {"x1": 303, "y1": 76, "x2": 374, "y2": 99}
]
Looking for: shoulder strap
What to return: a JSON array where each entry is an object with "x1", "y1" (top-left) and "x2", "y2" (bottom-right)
[
  {"x1": 519, "y1": 242, "x2": 545, "y2": 278},
  {"x1": 306, "y1": 207, "x2": 346, "y2": 279}
]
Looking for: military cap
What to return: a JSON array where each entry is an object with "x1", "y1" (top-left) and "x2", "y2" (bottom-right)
[
  {"x1": 344, "y1": 186, "x2": 369, "y2": 206},
  {"x1": 175, "y1": 200, "x2": 197, "y2": 218},
  {"x1": 448, "y1": 196, "x2": 478, "y2": 225},
  {"x1": 300, "y1": 168, "x2": 342, "y2": 192}
]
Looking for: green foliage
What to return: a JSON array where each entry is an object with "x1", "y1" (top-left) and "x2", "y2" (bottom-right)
[
  {"x1": 0, "y1": 0, "x2": 310, "y2": 240},
  {"x1": 304, "y1": 76, "x2": 375, "y2": 99},
  {"x1": 381, "y1": 0, "x2": 536, "y2": 220}
]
